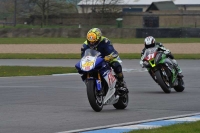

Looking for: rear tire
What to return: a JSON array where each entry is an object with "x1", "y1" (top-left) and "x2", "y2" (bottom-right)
[
  {"x1": 174, "y1": 78, "x2": 185, "y2": 92},
  {"x1": 113, "y1": 93, "x2": 128, "y2": 109},
  {"x1": 155, "y1": 70, "x2": 171, "y2": 93},
  {"x1": 86, "y1": 80, "x2": 103, "y2": 112}
]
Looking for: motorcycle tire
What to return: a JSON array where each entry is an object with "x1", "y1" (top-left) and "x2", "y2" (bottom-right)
[
  {"x1": 113, "y1": 93, "x2": 129, "y2": 109},
  {"x1": 174, "y1": 78, "x2": 185, "y2": 92},
  {"x1": 86, "y1": 80, "x2": 103, "y2": 112},
  {"x1": 155, "y1": 70, "x2": 171, "y2": 93}
]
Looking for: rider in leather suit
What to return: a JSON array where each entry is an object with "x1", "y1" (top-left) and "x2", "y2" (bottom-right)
[
  {"x1": 140, "y1": 36, "x2": 183, "y2": 78},
  {"x1": 80, "y1": 28, "x2": 129, "y2": 94}
]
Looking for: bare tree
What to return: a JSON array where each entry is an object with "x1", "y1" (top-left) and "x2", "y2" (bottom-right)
[
  {"x1": 92, "y1": 0, "x2": 123, "y2": 24},
  {"x1": 28, "y1": 0, "x2": 73, "y2": 26},
  {"x1": 79, "y1": 0, "x2": 123, "y2": 13},
  {"x1": 66, "y1": 0, "x2": 81, "y2": 13},
  {"x1": 102, "y1": 0, "x2": 124, "y2": 13},
  {"x1": 17, "y1": 0, "x2": 34, "y2": 17},
  {"x1": 0, "y1": 0, "x2": 14, "y2": 13},
  {"x1": 0, "y1": 0, "x2": 15, "y2": 24}
]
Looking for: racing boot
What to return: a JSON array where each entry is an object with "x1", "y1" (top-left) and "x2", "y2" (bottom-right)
[
  {"x1": 172, "y1": 59, "x2": 183, "y2": 78},
  {"x1": 116, "y1": 72, "x2": 129, "y2": 95},
  {"x1": 177, "y1": 66, "x2": 183, "y2": 78}
]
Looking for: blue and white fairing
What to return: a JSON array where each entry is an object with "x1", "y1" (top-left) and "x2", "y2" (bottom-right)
[{"x1": 75, "y1": 49, "x2": 106, "y2": 72}]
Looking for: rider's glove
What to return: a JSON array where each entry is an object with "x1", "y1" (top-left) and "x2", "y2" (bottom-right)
[
  {"x1": 164, "y1": 49, "x2": 170, "y2": 55},
  {"x1": 140, "y1": 60, "x2": 144, "y2": 68},
  {"x1": 104, "y1": 55, "x2": 114, "y2": 62}
]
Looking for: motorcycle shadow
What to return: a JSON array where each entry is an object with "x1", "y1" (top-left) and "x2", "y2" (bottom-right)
[
  {"x1": 134, "y1": 90, "x2": 182, "y2": 94},
  {"x1": 80, "y1": 107, "x2": 130, "y2": 113}
]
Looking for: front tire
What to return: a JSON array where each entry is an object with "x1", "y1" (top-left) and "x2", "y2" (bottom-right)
[
  {"x1": 86, "y1": 80, "x2": 103, "y2": 112},
  {"x1": 155, "y1": 70, "x2": 171, "y2": 93},
  {"x1": 113, "y1": 93, "x2": 129, "y2": 109}
]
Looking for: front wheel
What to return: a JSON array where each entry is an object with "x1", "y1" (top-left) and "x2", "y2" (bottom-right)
[
  {"x1": 174, "y1": 78, "x2": 185, "y2": 92},
  {"x1": 155, "y1": 70, "x2": 171, "y2": 93},
  {"x1": 113, "y1": 93, "x2": 129, "y2": 109},
  {"x1": 86, "y1": 80, "x2": 103, "y2": 112}
]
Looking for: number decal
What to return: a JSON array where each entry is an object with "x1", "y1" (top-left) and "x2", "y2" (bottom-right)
[
  {"x1": 147, "y1": 53, "x2": 155, "y2": 60},
  {"x1": 82, "y1": 61, "x2": 94, "y2": 67}
]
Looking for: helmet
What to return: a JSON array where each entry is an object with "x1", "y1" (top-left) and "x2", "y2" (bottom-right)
[
  {"x1": 87, "y1": 28, "x2": 102, "y2": 48},
  {"x1": 144, "y1": 36, "x2": 156, "y2": 48}
]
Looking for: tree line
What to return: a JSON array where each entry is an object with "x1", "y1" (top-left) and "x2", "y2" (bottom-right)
[{"x1": 0, "y1": 0, "x2": 123, "y2": 27}]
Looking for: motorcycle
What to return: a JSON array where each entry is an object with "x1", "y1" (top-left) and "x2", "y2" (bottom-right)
[
  {"x1": 141, "y1": 47, "x2": 185, "y2": 93},
  {"x1": 75, "y1": 49, "x2": 128, "y2": 112}
]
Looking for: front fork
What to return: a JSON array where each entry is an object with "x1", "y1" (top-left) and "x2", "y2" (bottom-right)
[
  {"x1": 95, "y1": 72, "x2": 102, "y2": 91},
  {"x1": 85, "y1": 72, "x2": 102, "y2": 95},
  {"x1": 148, "y1": 68, "x2": 157, "y2": 82}
]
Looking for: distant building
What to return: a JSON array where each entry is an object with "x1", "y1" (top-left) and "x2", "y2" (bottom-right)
[
  {"x1": 78, "y1": 0, "x2": 200, "y2": 13},
  {"x1": 146, "y1": 1, "x2": 178, "y2": 12}
]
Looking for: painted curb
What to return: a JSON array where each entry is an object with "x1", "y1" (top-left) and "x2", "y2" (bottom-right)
[{"x1": 58, "y1": 113, "x2": 200, "y2": 133}]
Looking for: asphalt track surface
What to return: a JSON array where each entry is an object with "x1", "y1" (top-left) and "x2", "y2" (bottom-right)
[{"x1": 0, "y1": 59, "x2": 200, "y2": 133}]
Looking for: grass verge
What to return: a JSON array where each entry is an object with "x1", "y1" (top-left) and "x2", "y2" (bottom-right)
[
  {"x1": 0, "y1": 38, "x2": 200, "y2": 44},
  {"x1": 0, "y1": 66, "x2": 77, "y2": 77},
  {"x1": 0, "y1": 53, "x2": 81, "y2": 59},
  {"x1": 129, "y1": 121, "x2": 200, "y2": 133},
  {"x1": 0, "y1": 53, "x2": 200, "y2": 59}
]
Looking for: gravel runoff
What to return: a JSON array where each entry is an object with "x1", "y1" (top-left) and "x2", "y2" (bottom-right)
[{"x1": 0, "y1": 43, "x2": 199, "y2": 54}]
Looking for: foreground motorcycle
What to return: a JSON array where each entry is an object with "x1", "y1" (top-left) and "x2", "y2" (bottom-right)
[
  {"x1": 142, "y1": 47, "x2": 185, "y2": 93},
  {"x1": 75, "y1": 49, "x2": 128, "y2": 112}
]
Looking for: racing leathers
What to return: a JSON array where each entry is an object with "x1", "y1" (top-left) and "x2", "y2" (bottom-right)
[
  {"x1": 80, "y1": 36, "x2": 128, "y2": 93},
  {"x1": 140, "y1": 42, "x2": 183, "y2": 77}
]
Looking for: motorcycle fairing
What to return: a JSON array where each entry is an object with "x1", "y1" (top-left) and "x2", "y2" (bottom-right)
[
  {"x1": 104, "y1": 94, "x2": 119, "y2": 105},
  {"x1": 163, "y1": 58, "x2": 177, "y2": 83},
  {"x1": 149, "y1": 59, "x2": 156, "y2": 67},
  {"x1": 157, "y1": 53, "x2": 166, "y2": 64},
  {"x1": 78, "y1": 49, "x2": 103, "y2": 72},
  {"x1": 80, "y1": 56, "x2": 96, "y2": 71},
  {"x1": 102, "y1": 69, "x2": 117, "y2": 104}
]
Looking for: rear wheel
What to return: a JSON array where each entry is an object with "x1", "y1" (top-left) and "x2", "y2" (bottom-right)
[
  {"x1": 155, "y1": 70, "x2": 171, "y2": 93},
  {"x1": 174, "y1": 78, "x2": 185, "y2": 92},
  {"x1": 86, "y1": 80, "x2": 103, "y2": 112},
  {"x1": 113, "y1": 93, "x2": 128, "y2": 109}
]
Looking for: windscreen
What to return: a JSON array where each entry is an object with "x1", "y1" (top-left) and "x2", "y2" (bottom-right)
[
  {"x1": 84, "y1": 49, "x2": 101, "y2": 57},
  {"x1": 143, "y1": 47, "x2": 158, "y2": 57}
]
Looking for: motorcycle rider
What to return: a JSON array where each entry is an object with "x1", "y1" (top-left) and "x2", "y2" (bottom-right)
[
  {"x1": 80, "y1": 28, "x2": 129, "y2": 94},
  {"x1": 140, "y1": 36, "x2": 183, "y2": 78}
]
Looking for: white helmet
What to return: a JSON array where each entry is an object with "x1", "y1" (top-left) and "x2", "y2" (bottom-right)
[{"x1": 144, "y1": 36, "x2": 156, "y2": 48}]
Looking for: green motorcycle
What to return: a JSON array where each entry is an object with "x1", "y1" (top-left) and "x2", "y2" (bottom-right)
[{"x1": 142, "y1": 47, "x2": 185, "y2": 93}]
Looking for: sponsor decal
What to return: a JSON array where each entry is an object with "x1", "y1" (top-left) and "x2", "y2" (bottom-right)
[{"x1": 108, "y1": 72, "x2": 116, "y2": 86}]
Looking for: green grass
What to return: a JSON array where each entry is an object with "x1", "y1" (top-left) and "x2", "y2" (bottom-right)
[
  {"x1": 0, "y1": 37, "x2": 200, "y2": 44},
  {"x1": 0, "y1": 53, "x2": 199, "y2": 59},
  {"x1": 1, "y1": 24, "x2": 118, "y2": 29},
  {"x1": 0, "y1": 66, "x2": 77, "y2": 77},
  {"x1": 129, "y1": 121, "x2": 200, "y2": 133},
  {"x1": 0, "y1": 38, "x2": 86, "y2": 44},
  {"x1": 0, "y1": 24, "x2": 82, "y2": 29},
  {"x1": 119, "y1": 53, "x2": 200, "y2": 59},
  {"x1": 112, "y1": 38, "x2": 200, "y2": 44},
  {"x1": 0, "y1": 53, "x2": 81, "y2": 59}
]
